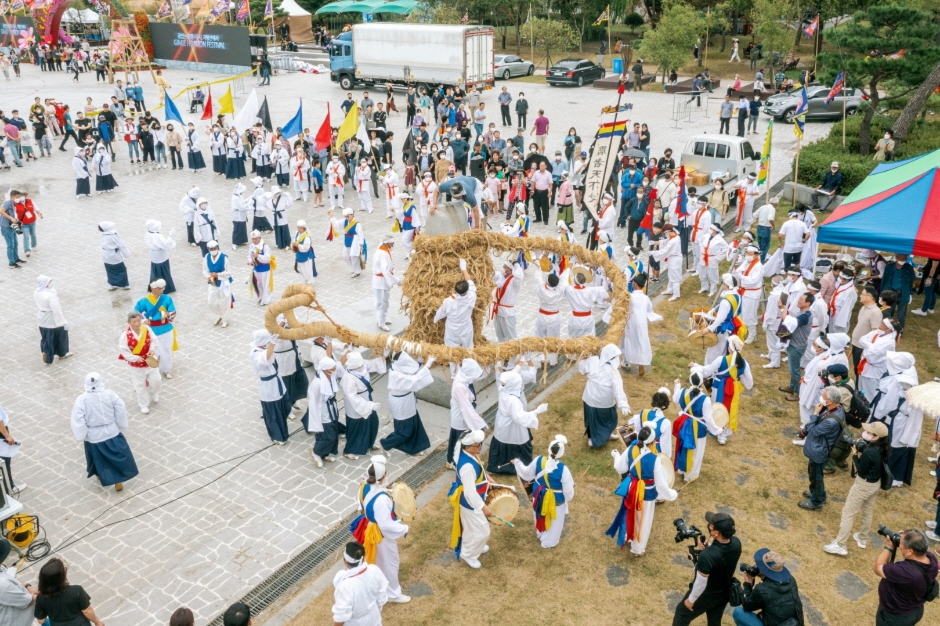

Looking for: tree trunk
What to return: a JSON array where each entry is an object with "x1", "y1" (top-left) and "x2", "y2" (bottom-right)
[
  {"x1": 793, "y1": 3, "x2": 803, "y2": 48},
  {"x1": 859, "y1": 86, "x2": 878, "y2": 156},
  {"x1": 514, "y1": 21, "x2": 521, "y2": 56},
  {"x1": 891, "y1": 60, "x2": 940, "y2": 142},
  {"x1": 720, "y1": 29, "x2": 727, "y2": 53}
]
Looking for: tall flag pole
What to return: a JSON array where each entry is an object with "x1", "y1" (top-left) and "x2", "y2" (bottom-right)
[
  {"x1": 792, "y1": 86, "x2": 808, "y2": 204},
  {"x1": 758, "y1": 119, "x2": 773, "y2": 203},
  {"x1": 825, "y1": 70, "x2": 847, "y2": 147}
]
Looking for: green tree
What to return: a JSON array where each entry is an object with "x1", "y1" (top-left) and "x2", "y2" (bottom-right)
[
  {"x1": 697, "y1": 5, "x2": 729, "y2": 67},
  {"x1": 521, "y1": 17, "x2": 580, "y2": 65},
  {"x1": 819, "y1": 5, "x2": 940, "y2": 154},
  {"x1": 556, "y1": 0, "x2": 608, "y2": 53},
  {"x1": 245, "y1": 0, "x2": 288, "y2": 27},
  {"x1": 750, "y1": 0, "x2": 798, "y2": 76},
  {"x1": 636, "y1": 0, "x2": 703, "y2": 82},
  {"x1": 624, "y1": 12, "x2": 645, "y2": 33}
]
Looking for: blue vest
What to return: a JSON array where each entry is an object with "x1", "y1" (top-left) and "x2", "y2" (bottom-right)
[
  {"x1": 343, "y1": 219, "x2": 358, "y2": 248},
  {"x1": 253, "y1": 244, "x2": 270, "y2": 272},
  {"x1": 360, "y1": 483, "x2": 394, "y2": 524},
  {"x1": 455, "y1": 450, "x2": 488, "y2": 510},
  {"x1": 401, "y1": 203, "x2": 416, "y2": 231},
  {"x1": 206, "y1": 252, "x2": 230, "y2": 287},
  {"x1": 678, "y1": 390, "x2": 709, "y2": 440},
  {"x1": 534, "y1": 456, "x2": 567, "y2": 505},
  {"x1": 294, "y1": 232, "x2": 314, "y2": 263},
  {"x1": 630, "y1": 452, "x2": 659, "y2": 501}
]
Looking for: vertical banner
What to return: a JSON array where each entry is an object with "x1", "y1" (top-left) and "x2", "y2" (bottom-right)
[{"x1": 581, "y1": 120, "x2": 626, "y2": 220}]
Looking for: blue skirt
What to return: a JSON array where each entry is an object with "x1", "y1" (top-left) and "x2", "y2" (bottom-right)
[
  {"x1": 344, "y1": 412, "x2": 379, "y2": 455},
  {"x1": 225, "y1": 157, "x2": 245, "y2": 179},
  {"x1": 261, "y1": 394, "x2": 292, "y2": 442},
  {"x1": 252, "y1": 215, "x2": 273, "y2": 232},
  {"x1": 380, "y1": 413, "x2": 431, "y2": 455},
  {"x1": 95, "y1": 174, "x2": 118, "y2": 191},
  {"x1": 149, "y1": 259, "x2": 177, "y2": 294},
  {"x1": 39, "y1": 326, "x2": 69, "y2": 364},
  {"x1": 105, "y1": 262, "x2": 129, "y2": 288},
  {"x1": 76, "y1": 177, "x2": 90, "y2": 196},
  {"x1": 283, "y1": 362, "x2": 309, "y2": 405},
  {"x1": 257, "y1": 163, "x2": 273, "y2": 179},
  {"x1": 84, "y1": 434, "x2": 139, "y2": 486},
  {"x1": 486, "y1": 433, "x2": 532, "y2": 475},
  {"x1": 188, "y1": 151, "x2": 206, "y2": 171},
  {"x1": 447, "y1": 427, "x2": 462, "y2": 465},
  {"x1": 186, "y1": 222, "x2": 196, "y2": 244},
  {"x1": 584, "y1": 402, "x2": 617, "y2": 447},
  {"x1": 212, "y1": 153, "x2": 226, "y2": 174},
  {"x1": 310, "y1": 420, "x2": 340, "y2": 458},
  {"x1": 232, "y1": 221, "x2": 249, "y2": 245},
  {"x1": 274, "y1": 224, "x2": 291, "y2": 249},
  {"x1": 276, "y1": 173, "x2": 290, "y2": 187}
]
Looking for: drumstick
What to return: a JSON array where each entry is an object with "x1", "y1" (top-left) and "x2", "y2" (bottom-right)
[
  {"x1": 494, "y1": 461, "x2": 516, "y2": 470},
  {"x1": 490, "y1": 514, "x2": 514, "y2": 527}
]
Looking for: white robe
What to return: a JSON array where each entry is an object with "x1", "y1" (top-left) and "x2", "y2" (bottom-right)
[
  {"x1": 325, "y1": 160, "x2": 346, "y2": 207},
  {"x1": 733, "y1": 256, "x2": 764, "y2": 336},
  {"x1": 331, "y1": 563, "x2": 388, "y2": 626},
  {"x1": 433, "y1": 281, "x2": 477, "y2": 348},
  {"x1": 306, "y1": 368, "x2": 343, "y2": 433},
  {"x1": 355, "y1": 165, "x2": 374, "y2": 212},
  {"x1": 372, "y1": 247, "x2": 400, "y2": 327},
  {"x1": 493, "y1": 367, "x2": 539, "y2": 445},
  {"x1": 535, "y1": 274, "x2": 563, "y2": 365},
  {"x1": 620, "y1": 290, "x2": 658, "y2": 366},
  {"x1": 800, "y1": 210, "x2": 818, "y2": 273},
  {"x1": 192, "y1": 208, "x2": 219, "y2": 246},
  {"x1": 329, "y1": 216, "x2": 365, "y2": 275},
  {"x1": 457, "y1": 455, "x2": 490, "y2": 562},
  {"x1": 249, "y1": 241, "x2": 273, "y2": 305},
  {"x1": 651, "y1": 232, "x2": 682, "y2": 297},
  {"x1": 828, "y1": 281, "x2": 858, "y2": 333},
  {"x1": 290, "y1": 156, "x2": 310, "y2": 199},
  {"x1": 562, "y1": 283, "x2": 608, "y2": 338},
  {"x1": 579, "y1": 356, "x2": 630, "y2": 411},
  {"x1": 387, "y1": 363, "x2": 433, "y2": 421},
  {"x1": 342, "y1": 359, "x2": 388, "y2": 419},
  {"x1": 493, "y1": 264, "x2": 524, "y2": 343},
  {"x1": 858, "y1": 330, "x2": 897, "y2": 398},
  {"x1": 625, "y1": 450, "x2": 678, "y2": 555},
  {"x1": 360, "y1": 486, "x2": 409, "y2": 599},
  {"x1": 203, "y1": 252, "x2": 233, "y2": 321},
  {"x1": 513, "y1": 456, "x2": 575, "y2": 549}
]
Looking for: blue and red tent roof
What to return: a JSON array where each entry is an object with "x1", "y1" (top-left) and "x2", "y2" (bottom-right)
[{"x1": 818, "y1": 148, "x2": 940, "y2": 257}]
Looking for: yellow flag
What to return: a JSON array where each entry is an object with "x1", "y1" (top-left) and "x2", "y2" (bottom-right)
[
  {"x1": 335, "y1": 102, "x2": 359, "y2": 152},
  {"x1": 218, "y1": 85, "x2": 235, "y2": 115}
]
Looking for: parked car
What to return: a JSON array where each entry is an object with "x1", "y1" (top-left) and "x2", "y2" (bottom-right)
[
  {"x1": 546, "y1": 59, "x2": 605, "y2": 87},
  {"x1": 762, "y1": 85, "x2": 868, "y2": 123},
  {"x1": 678, "y1": 134, "x2": 761, "y2": 202},
  {"x1": 494, "y1": 54, "x2": 535, "y2": 80}
]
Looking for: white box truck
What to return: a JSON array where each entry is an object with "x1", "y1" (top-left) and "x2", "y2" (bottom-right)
[{"x1": 329, "y1": 23, "x2": 495, "y2": 93}]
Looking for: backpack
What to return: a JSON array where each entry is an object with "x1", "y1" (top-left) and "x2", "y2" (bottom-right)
[
  {"x1": 827, "y1": 411, "x2": 853, "y2": 465},
  {"x1": 844, "y1": 385, "x2": 871, "y2": 428}
]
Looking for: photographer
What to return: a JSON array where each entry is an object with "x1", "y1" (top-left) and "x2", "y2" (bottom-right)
[
  {"x1": 799, "y1": 387, "x2": 845, "y2": 511},
  {"x1": 824, "y1": 422, "x2": 890, "y2": 556},
  {"x1": 1, "y1": 189, "x2": 25, "y2": 268},
  {"x1": 875, "y1": 529, "x2": 938, "y2": 625},
  {"x1": 733, "y1": 548, "x2": 803, "y2": 626},
  {"x1": 673, "y1": 512, "x2": 742, "y2": 626}
]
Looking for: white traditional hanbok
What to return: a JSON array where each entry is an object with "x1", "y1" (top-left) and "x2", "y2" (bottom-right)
[
  {"x1": 325, "y1": 158, "x2": 346, "y2": 208},
  {"x1": 341, "y1": 352, "x2": 388, "y2": 457},
  {"x1": 331, "y1": 561, "x2": 388, "y2": 626},
  {"x1": 433, "y1": 280, "x2": 477, "y2": 348},
  {"x1": 798, "y1": 334, "x2": 850, "y2": 427},
  {"x1": 492, "y1": 262, "x2": 524, "y2": 342},
  {"x1": 858, "y1": 326, "x2": 898, "y2": 399},
  {"x1": 192, "y1": 200, "x2": 220, "y2": 256},
  {"x1": 231, "y1": 183, "x2": 250, "y2": 248},
  {"x1": 290, "y1": 154, "x2": 310, "y2": 202},
  {"x1": 828, "y1": 278, "x2": 858, "y2": 334},
  {"x1": 619, "y1": 289, "x2": 660, "y2": 368},
  {"x1": 304, "y1": 356, "x2": 345, "y2": 463},
  {"x1": 203, "y1": 249, "x2": 234, "y2": 326},
  {"x1": 487, "y1": 367, "x2": 541, "y2": 474},
  {"x1": 579, "y1": 345, "x2": 630, "y2": 447},
  {"x1": 447, "y1": 359, "x2": 487, "y2": 466},
  {"x1": 381, "y1": 353, "x2": 434, "y2": 455},
  {"x1": 871, "y1": 352, "x2": 921, "y2": 486},
  {"x1": 800, "y1": 209, "x2": 818, "y2": 274},
  {"x1": 513, "y1": 438, "x2": 575, "y2": 549},
  {"x1": 248, "y1": 237, "x2": 274, "y2": 305},
  {"x1": 535, "y1": 272, "x2": 564, "y2": 365},
  {"x1": 355, "y1": 163, "x2": 374, "y2": 213}
]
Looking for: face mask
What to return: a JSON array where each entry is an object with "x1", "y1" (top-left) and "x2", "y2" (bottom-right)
[
  {"x1": 884, "y1": 134, "x2": 891, "y2": 140},
  {"x1": 332, "y1": 157, "x2": 338, "y2": 162},
  {"x1": 443, "y1": 141, "x2": 449, "y2": 146},
  {"x1": 862, "y1": 431, "x2": 874, "y2": 441},
  {"x1": 636, "y1": 194, "x2": 644, "y2": 200},
  {"x1": 715, "y1": 184, "x2": 723, "y2": 189}
]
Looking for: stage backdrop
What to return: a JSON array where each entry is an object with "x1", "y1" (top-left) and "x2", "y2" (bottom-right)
[
  {"x1": 150, "y1": 23, "x2": 251, "y2": 72},
  {"x1": 1, "y1": 16, "x2": 34, "y2": 48}
]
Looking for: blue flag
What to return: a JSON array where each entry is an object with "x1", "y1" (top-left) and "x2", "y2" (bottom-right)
[
  {"x1": 164, "y1": 90, "x2": 185, "y2": 126},
  {"x1": 793, "y1": 86, "x2": 808, "y2": 140},
  {"x1": 281, "y1": 99, "x2": 303, "y2": 140}
]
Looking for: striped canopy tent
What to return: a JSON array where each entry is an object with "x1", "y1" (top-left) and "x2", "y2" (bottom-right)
[
  {"x1": 315, "y1": 0, "x2": 359, "y2": 14},
  {"x1": 373, "y1": 0, "x2": 421, "y2": 13},
  {"x1": 817, "y1": 147, "x2": 940, "y2": 257}
]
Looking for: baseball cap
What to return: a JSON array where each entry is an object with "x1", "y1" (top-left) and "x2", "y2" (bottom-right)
[
  {"x1": 863, "y1": 421, "x2": 889, "y2": 438},
  {"x1": 705, "y1": 511, "x2": 736, "y2": 536}
]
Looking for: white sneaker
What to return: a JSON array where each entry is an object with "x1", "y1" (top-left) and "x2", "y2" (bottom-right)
[
  {"x1": 853, "y1": 532, "x2": 867, "y2": 549},
  {"x1": 387, "y1": 595, "x2": 411, "y2": 603},
  {"x1": 912, "y1": 309, "x2": 927, "y2": 316},
  {"x1": 151, "y1": 395, "x2": 159, "y2": 403},
  {"x1": 792, "y1": 439, "x2": 805, "y2": 446},
  {"x1": 717, "y1": 438, "x2": 727, "y2": 445},
  {"x1": 11, "y1": 483, "x2": 27, "y2": 493},
  {"x1": 310, "y1": 450, "x2": 323, "y2": 468},
  {"x1": 345, "y1": 454, "x2": 359, "y2": 460},
  {"x1": 462, "y1": 556, "x2": 481, "y2": 569},
  {"x1": 760, "y1": 353, "x2": 771, "y2": 360},
  {"x1": 927, "y1": 531, "x2": 940, "y2": 542},
  {"x1": 379, "y1": 324, "x2": 391, "y2": 331},
  {"x1": 823, "y1": 542, "x2": 847, "y2": 556},
  {"x1": 669, "y1": 295, "x2": 680, "y2": 302},
  {"x1": 482, "y1": 545, "x2": 490, "y2": 553},
  {"x1": 927, "y1": 521, "x2": 937, "y2": 530},
  {"x1": 609, "y1": 432, "x2": 620, "y2": 440},
  {"x1": 931, "y1": 470, "x2": 936, "y2": 477},
  {"x1": 140, "y1": 406, "x2": 150, "y2": 414},
  {"x1": 929, "y1": 457, "x2": 938, "y2": 463},
  {"x1": 762, "y1": 363, "x2": 779, "y2": 369}
]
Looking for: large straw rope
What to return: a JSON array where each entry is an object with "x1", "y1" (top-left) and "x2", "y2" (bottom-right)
[{"x1": 265, "y1": 231, "x2": 630, "y2": 365}]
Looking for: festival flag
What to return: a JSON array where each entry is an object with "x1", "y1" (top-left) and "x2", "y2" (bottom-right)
[
  {"x1": 593, "y1": 6, "x2": 609, "y2": 26},
  {"x1": 263, "y1": 0, "x2": 273, "y2": 20},
  {"x1": 676, "y1": 165, "x2": 688, "y2": 218},
  {"x1": 793, "y1": 86, "x2": 808, "y2": 140},
  {"x1": 257, "y1": 96, "x2": 273, "y2": 133},
  {"x1": 163, "y1": 90, "x2": 185, "y2": 126},
  {"x1": 334, "y1": 101, "x2": 359, "y2": 151},
  {"x1": 217, "y1": 85, "x2": 235, "y2": 115},
  {"x1": 756, "y1": 119, "x2": 773, "y2": 186},
  {"x1": 802, "y1": 14, "x2": 818, "y2": 39},
  {"x1": 601, "y1": 103, "x2": 633, "y2": 114},
  {"x1": 886, "y1": 50, "x2": 906, "y2": 60},
  {"x1": 281, "y1": 99, "x2": 303, "y2": 139},
  {"x1": 9, "y1": 0, "x2": 23, "y2": 10},
  {"x1": 402, "y1": 130, "x2": 416, "y2": 167},
  {"x1": 201, "y1": 88, "x2": 214, "y2": 121},
  {"x1": 824, "y1": 70, "x2": 845, "y2": 105},
  {"x1": 209, "y1": 0, "x2": 228, "y2": 17},
  {"x1": 314, "y1": 104, "x2": 332, "y2": 151},
  {"x1": 233, "y1": 88, "x2": 259, "y2": 133},
  {"x1": 236, "y1": 0, "x2": 249, "y2": 22},
  {"x1": 157, "y1": 0, "x2": 173, "y2": 18},
  {"x1": 596, "y1": 120, "x2": 627, "y2": 138}
]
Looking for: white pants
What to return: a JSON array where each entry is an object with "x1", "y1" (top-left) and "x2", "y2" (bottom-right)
[
  {"x1": 343, "y1": 245, "x2": 362, "y2": 275},
  {"x1": 691, "y1": 240, "x2": 703, "y2": 269},
  {"x1": 375, "y1": 536, "x2": 403, "y2": 599},
  {"x1": 208, "y1": 285, "x2": 232, "y2": 321},
  {"x1": 293, "y1": 179, "x2": 308, "y2": 201},
  {"x1": 535, "y1": 502, "x2": 567, "y2": 549},
  {"x1": 799, "y1": 403, "x2": 814, "y2": 428},
  {"x1": 128, "y1": 366, "x2": 162, "y2": 409},
  {"x1": 629, "y1": 500, "x2": 657, "y2": 555},
  {"x1": 418, "y1": 201, "x2": 432, "y2": 221},
  {"x1": 705, "y1": 332, "x2": 729, "y2": 364},
  {"x1": 374, "y1": 288, "x2": 390, "y2": 326},
  {"x1": 400, "y1": 229, "x2": 416, "y2": 257},
  {"x1": 358, "y1": 189, "x2": 373, "y2": 213},
  {"x1": 764, "y1": 324, "x2": 781, "y2": 366},
  {"x1": 296, "y1": 259, "x2": 316, "y2": 285},
  {"x1": 567, "y1": 315, "x2": 595, "y2": 339},
  {"x1": 153, "y1": 331, "x2": 175, "y2": 374},
  {"x1": 680, "y1": 437, "x2": 707, "y2": 481},
  {"x1": 494, "y1": 315, "x2": 517, "y2": 342},
  {"x1": 535, "y1": 312, "x2": 561, "y2": 365},
  {"x1": 697, "y1": 264, "x2": 719, "y2": 292},
  {"x1": 741, "y1": 297, "x2": 760, "y2": 338},
  {"x1": 663, "y1": 259, "x2": 682, "y2": 297},
  {"x1": 459, "y1": 506, "x2": 491, "y2": 562},
  {"x1": 253, "y1": 270, "x2": 272, "y2": 304},
  {"x1": 739, "y1": 203, "x2": 754, "y2": 231},
  {"x1": 328, "y1": 183, "x2": 344, "y2": 208}
]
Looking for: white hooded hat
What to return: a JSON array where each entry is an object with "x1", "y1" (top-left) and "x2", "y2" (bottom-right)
[
  {"x1": 394, "y1": 352, "x2": 420, "y2": 376},
  {"x1": 886, "y1": 351, "x2": 915, "y2": 376},
  {"x1": 345, "y1": 351, "x2": 364, "y2": 370},
  {"x1": 252, "y1": 329, "x2": 273, "y2": 346},
  {"x1": 370, "y1": 455, "x2": 387, "y2": 480},
  {"x1": 600, "y1": 344, "x2": 622, "y2": 365},
  {"x1": 549, "y1": 434, "x2": 568, "y2": 459},
  {"x1": 459, "y1": 358, "x2": 483, "y2": 381}
]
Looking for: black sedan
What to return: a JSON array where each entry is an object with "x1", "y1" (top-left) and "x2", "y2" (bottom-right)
[{"x1": 546, "y1": 59, "x2": 606, "y2": 87}]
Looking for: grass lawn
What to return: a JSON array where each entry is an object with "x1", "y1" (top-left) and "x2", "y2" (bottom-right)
[{"x1": 286, "y1": 202, "x2": 940, "y2": 626}]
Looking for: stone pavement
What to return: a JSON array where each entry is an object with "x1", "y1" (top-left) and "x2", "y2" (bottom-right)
[{"x1": 0, "y1": 63, "x2": 830, "y2": 626}]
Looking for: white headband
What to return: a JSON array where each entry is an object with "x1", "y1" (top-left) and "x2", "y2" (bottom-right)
[
  {"x1": 549, "y1": 434, "x2": 568, "y2": 459},
  {"x1": 882, "y1": 319, "x2": 895, "y2": 332},
  {"x1": 643, "y1": 429, "x2": 657, "y2": 444},
  {"x1": 343, "y1": 548, "x2": 362, "y2": 564},
  {"x1": 814, "y1": 337, "x2": 830, "y2": 350},
  {"x1": 370, "y1": 455, "x2": 387, "y2": 480}
]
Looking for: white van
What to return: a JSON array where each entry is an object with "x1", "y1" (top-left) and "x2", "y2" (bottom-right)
[{"x1": 678, "y1": 134, "x2": 762, "y2": 199}]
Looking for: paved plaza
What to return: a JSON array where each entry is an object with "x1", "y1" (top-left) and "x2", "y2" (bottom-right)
[{"x1": 0, "y1": 63, "x2": 830, "y2": 625}]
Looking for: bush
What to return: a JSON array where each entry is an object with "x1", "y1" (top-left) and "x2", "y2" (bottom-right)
[{"x1": 795, "y1": 113, "x2": 940, "y2": 195}]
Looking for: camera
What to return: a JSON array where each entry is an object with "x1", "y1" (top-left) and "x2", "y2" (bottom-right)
[
  {"x1": 740, "y1": 563, "x2": 760, "y2": 577},
  {"x1": 673, "y1": 518, "x2": 704, "y2": 543},
  {"x1": 878, "y1": 524, "x2": 901, "y2": 546},
  {"x1": 854, "y1": 438, "x2": 869, "y2": 454}
]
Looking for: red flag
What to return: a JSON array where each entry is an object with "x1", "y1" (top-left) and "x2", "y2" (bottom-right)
[
  {"x1": 617, "y1": 76, "x2": 626, "y2": 95},
  {"x1": 640, "y1": 187, "x2": 657, "y2": 231},
  {"x1": 314, "y1": 103, "x2": 332, "y2": 152},
  {"x1": 201, "y1": 88, "x2": 214, "y2": 121}
]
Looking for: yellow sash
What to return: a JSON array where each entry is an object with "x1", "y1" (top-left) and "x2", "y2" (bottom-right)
[
  {"x1": 130, "y1": 325, "x2": 150, "y2": 355},
  {"x1": 535, "y1": 457, "x2": 558, "y2": 530},
  {"x1": 448, "y1": 485, "x2": 464, "y2": 550}
]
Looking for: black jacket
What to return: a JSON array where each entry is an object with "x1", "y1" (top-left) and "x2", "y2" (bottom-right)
[{"x1": 741, "y1": 577, "x2": 804, "y2": 626}]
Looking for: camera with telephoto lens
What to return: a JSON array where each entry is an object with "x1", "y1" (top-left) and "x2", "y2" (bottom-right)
[
  {"x1": 878, "y1": 525, "x2": 901, "y2": 546},
  {"x1": 740, "y1": 563, "x2": 760, "y2": 577},
  {"x1": 854, "y1": 438, "x2": 869, "y2": 454},
  {"x1": 673, "y1": 518, "x2": 704, "y2": 543}
]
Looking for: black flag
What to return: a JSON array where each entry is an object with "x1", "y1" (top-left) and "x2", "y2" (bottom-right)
[
  {"x1": 258, "y1": 96, "x2": 273, "y2": 133},
  {"x1": 402, "y1": 130, "x2": 416, "y2": 167}
]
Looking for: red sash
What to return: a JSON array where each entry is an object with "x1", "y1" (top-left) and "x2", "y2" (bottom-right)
[
  {"x1": 491, "y1": 274, "x2": 514, "y2": 319},
  {"x1": 692, "y1": 209, "x2": 707, "y2": 243},
  {"x1": 737, "y1": 257, "x2": 760, "y2": 295}
]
